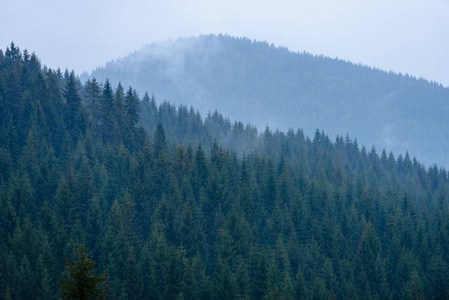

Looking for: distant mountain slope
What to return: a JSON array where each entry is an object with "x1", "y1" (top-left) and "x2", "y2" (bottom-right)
[{"x1": 86, "y1": 34, "x2": 449, "y2": 167}]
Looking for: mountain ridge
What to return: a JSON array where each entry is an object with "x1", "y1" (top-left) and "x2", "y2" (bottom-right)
[{"x1": 85, "y1": 34, "x2": 449, "y2": 167}]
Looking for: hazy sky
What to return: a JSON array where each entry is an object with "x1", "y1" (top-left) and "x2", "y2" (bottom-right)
[{"x1": 1, "y1": 0, "x2": 448, "y2": 86}]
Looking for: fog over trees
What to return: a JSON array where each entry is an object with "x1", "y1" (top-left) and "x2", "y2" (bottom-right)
[
  {"x1": 86, "y1": 34, "x2": 449, "y2": 168},
  {"x1": 1, "y1": 42, "x2": 449, "y2": 299}
]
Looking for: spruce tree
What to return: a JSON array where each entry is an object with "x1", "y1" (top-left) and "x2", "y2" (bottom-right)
[{"x1": 59, "y1": 245, "x2": 108, "y2": 300}]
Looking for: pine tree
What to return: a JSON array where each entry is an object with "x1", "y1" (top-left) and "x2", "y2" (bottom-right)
[
  {"x1": 59, "y1": 245, "x2": 108, "y2": 300},
  {"x1": 249, "y1": 248, "x2": 268, "y2": 299},
  {"x1": 18, "y1": 255, "x2": 37, "y2": 299},
  {"x1": 427, "y1": 245, "x2": 449, "y2": 299},
  {"x1": 163, "y1": 246, "x2": 187, "y2": 300},
  {"x1": 99, "y1": 79, "x2": 115, "y2": 144},
  {"x1": 294, "y1": 266, "x2": 307, "y2": 300},
  {"x1": 189, "y1": 253, "x2": 211, "y2": 300},
  {"x1": 63, "y1": 71, "x2": 86, "y2": 141},
  {"x1": 86, "y1": 197, "x2": 103, "y2": 263},
  {"x1": 123, "y1": 247, "x2": 140, "y2": 300},
  {"x1": 355, "y1": 223, "x2": 386, "y2": 298},
  {"x1": 214, "y1": 257, "x2": 238, "y2": 300},
  {"x1": 138, "y1": 243, "x2": 153, "y2": 299},
  {"x1": 124, "y1": 86, "x2": 140, "y2": 128},
  {"x1": 84, "y1": 78, "x2": 102, "y2": 131},
  {"x1": 152, "y1": 123, "x2": 170, "y2": 200}
]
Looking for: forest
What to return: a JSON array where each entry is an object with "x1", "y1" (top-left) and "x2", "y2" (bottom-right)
[
  {"x1": 86, "y1": 34, "x2": 449, "y2": 168},
  {"x1": 1, "y1": 43, "x2": 449, "y2": 299}
]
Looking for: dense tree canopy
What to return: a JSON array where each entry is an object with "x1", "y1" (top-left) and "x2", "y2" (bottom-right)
[{"x1": 1, "y1": 43, "x2": 449, "y2": 299}]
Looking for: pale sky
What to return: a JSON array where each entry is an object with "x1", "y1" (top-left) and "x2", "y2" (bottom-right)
[{"x1": 1, "y1": 0, "x2": 448, "y2": 86}]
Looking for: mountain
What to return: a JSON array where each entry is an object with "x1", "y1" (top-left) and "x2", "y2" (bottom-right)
[
  {"x1": 3, "y1": 43, "x2": 449, "y2": 299},
  {"x1": 86, "y1": 34, "x2": 449, "y2": 167}
]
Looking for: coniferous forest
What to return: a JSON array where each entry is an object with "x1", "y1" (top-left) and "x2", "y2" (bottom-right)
[
  {"x1": 1, "y1": 43, "x2": 449, "y2": 299},
  {"x1": 87, "y1": 35, "x2": 449, "y2": 167}
]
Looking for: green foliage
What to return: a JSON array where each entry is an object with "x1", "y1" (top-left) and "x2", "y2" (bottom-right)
[
  {"x1": 1, "y1": 43, "x2": 449, "y2": 300},
  {"x1": 59, "y1": 245, "x2": 108, "y2": 300},
  {"x1": 63, "y1": 71, "x2": 86, "y2": 142}
]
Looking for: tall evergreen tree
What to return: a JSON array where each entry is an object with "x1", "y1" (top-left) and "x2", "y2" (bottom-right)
[
  {"x1": 59, "y1": 245, "x2": 108, "y2": 300},
  {"x1": 99, "y1": 79, "x2": 115, "y2": 144},
  {"x1": 84, "y1": 78, "x2": 102, "y2": 131},
  {"x1": 124, "y1": 86, "x2": 140, "y2": 128},
  {"x1": 63, "y1": 71, "x2": 86, "y2": 141}
]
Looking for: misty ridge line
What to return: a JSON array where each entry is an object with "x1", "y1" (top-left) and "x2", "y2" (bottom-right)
[
  {"x1": 84, "y1": 34, "x2": 446, "y2": 88},
  {"x1": 80, "y1": 34, "x2": 449, "y2": 168}
]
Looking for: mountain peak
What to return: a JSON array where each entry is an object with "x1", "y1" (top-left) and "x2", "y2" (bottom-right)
[{"x1": 86, "y1": 35, "x2": 449, "y2": 167}]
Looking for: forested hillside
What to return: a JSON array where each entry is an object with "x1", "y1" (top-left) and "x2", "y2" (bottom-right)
[
  {"x1": 86, "y1": 34, "x2": 449, "y2": 167},
  {"x1": 2, "y1": 43, "x2": 449, "y2": 299}
]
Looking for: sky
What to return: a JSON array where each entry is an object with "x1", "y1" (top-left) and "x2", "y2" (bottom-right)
[{"x1": 1, "y1": 0, "x2": 448, "y2": 87}]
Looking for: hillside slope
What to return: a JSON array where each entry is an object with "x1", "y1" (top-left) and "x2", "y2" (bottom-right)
[
  {"x1": 2, "y1": 43, "x2": 449, "y2": 299},
  {"x1": 86, "y1": 34, "x2": 449, "y2": 167}
]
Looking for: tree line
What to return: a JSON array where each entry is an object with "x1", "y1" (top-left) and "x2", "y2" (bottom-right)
[{"x1": 1, "y1": 43, "x2": 449, "y2": 299}]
